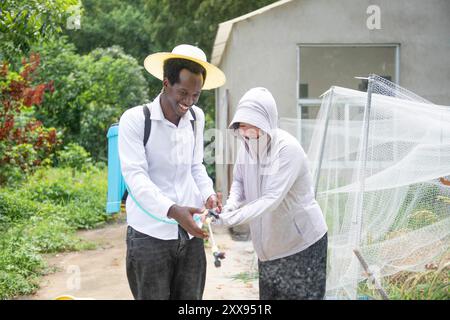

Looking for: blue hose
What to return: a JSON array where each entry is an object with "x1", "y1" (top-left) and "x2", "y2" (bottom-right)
[{"x1": 126, "y1": 185, "x2": 201, "y2": 224}]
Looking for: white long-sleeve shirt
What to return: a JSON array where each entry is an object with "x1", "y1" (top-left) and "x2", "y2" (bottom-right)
[
  {"x1": 218, "y1": 87, "x2": 328, "y2": 261},
  {"x1": 118, "y1": 94, "x2": 214, "y2": 240}
]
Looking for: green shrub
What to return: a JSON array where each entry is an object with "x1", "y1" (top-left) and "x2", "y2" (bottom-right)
[
  {"x1": 0, "y1": 271, "x2": 40, "y2": 300},
  {"x1": 0, "y1": 55, "x2": 61, "y2": 186},
  {"x1": 0, "y1": 190, "x2": 38, "y2": 223},
  {"x1": 57, "y1": 143, "x2": 92, "y2": 177},
  {"x1": 0, "y1": 165, "x2": 110, "y2": 299},
  {"x1": 21, "y1": 166, "x2": 109, "y2": 229},
  {"x1": 32, "y1": 38, "x2": 149, "y2": 161},
  {"x1": 0, "y1": 234, "x2": 45, "y2": 299},
  {"x1": 65, "y1": 202, "x2": 107, "y2": 230},
  {"x1": 21, "y1": 217, "x2": 77, "y2": 253}
]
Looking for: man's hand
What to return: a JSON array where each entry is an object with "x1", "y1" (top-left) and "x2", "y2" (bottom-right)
[
  {"x1": 205, "y1": 192, "x2": 223, "y2": 213},
  {"x1": 167, "y1": 205, "x2": 208, "y2": 239}
]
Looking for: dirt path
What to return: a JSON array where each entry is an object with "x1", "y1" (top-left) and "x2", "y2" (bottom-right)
[{"x1": 20, "y1": 221, "x2": 259, "y2": 300}]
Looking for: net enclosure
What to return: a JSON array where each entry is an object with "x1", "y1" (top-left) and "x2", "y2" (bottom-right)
[{"x1": 291, "y1": 74, "x2": 450, "y2": 299}]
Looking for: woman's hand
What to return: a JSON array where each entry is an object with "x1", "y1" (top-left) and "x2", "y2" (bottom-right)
[{"x1": 205, "y1": 192, "x2": 222, "y2": 213}]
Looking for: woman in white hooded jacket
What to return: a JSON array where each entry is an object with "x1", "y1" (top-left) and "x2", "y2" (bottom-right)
[{"x1": 214, "y1": 87, "x2": 328, "y2": 299}]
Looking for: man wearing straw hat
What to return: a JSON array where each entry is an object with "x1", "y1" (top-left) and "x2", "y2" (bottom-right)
[{"x1": 118, "y1": 44, "x2": 226, "y2": 300}]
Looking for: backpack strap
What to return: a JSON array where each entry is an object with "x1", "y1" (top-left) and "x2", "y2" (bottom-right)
[
  {"x1": 143, "y1": 104, "x2": 151, "y2": 146},
  {"x1": 189, "y1": 107, "x2": 196, "y2": 131},
  {"x1": 143, "y1": 104, "x2": 194, "y2": 147},
  {"x1": 189, "y1": 108, "x2": 197, "y2": 150}
]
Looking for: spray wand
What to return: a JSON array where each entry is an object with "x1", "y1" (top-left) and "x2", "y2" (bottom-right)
[{"x1": 203, "y1": 209, "x2": 226, "y2": 267}]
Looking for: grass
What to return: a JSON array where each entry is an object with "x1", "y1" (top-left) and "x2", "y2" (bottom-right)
[
  {"x1": 358, "y1": 253, "x2": 450, "y2": 300},
  {"x1": 230, "y1": 271, "x2": 259, "y2": 284},
  {"x1": 321, "y1": 181, "x2": 449, "y2": 300},
  {"x1": 0, "y1": 165, "x2": 113, "y2": 299}
]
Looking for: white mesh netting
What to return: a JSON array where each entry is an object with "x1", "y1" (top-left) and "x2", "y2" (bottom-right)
[{"x1": 280, "y1": 74, "x2": 450, "y2": 299}]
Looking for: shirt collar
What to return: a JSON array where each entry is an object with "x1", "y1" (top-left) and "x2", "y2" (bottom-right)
[{"x1": 151, "y1": 93, "x2": 194, "y2": 126}]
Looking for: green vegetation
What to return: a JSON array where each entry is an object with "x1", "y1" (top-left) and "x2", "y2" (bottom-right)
[
  {"x1": 358, "y1": 253, "x2": 449, "y2": 300},
  {"x1": 31, "y1": 39, "x2": 149, "y2": 161},
  {"x1": 2, "y1": 0, "x2": 446, "y2": 301},
  {"x1": 0, "y1": 0, "x2": 280, "y2": 301},
  {"x1": 230, "y1": 271, "x2": 259, "y2": 284},
  {"x1": 0, "y1": 53, "x2": 61, "y2": 185},
  {"x1": 57, "y1": 142, "x2": 92, "y2": 177},
  {"x1": 0, "y1": 165, "x2": 111, "y2": 299},
  {"x1": 0, "y1": 0, "x2": 79, "y2": 61}
]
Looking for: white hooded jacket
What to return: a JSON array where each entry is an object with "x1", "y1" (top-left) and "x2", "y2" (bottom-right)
[{"x1": 218, "y1": 87, "x2": 328, "y2": 261}]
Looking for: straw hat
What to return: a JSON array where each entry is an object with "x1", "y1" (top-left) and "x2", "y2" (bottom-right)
[{"x1": 143, "y1": 44, "x2": 226, "y2": 90}]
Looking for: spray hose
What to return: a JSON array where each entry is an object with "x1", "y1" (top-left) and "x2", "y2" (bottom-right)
[
  {"x1": 126, "y1": 185, "x2": 201, "y2": 224},
  {"x1": 126, "y1": 186, "x2": 225, "y2": 267},
  {"x1": 126, "y1": 186, "x2": 225, "y2": 268}
]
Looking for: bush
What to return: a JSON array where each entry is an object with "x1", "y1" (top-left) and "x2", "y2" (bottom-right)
[
  {"x1": 29, "y1": 37, "x2": 89, "y2": 144},
  {"x1": 0, "y1": 270, "x2": 40, "y2": 300},
  {"x1": 0, "y1": 235, "x2": 44, "y2": 299},
  {"x1": 57, "y1": 143, "x2": 92, "y2": 177},
  {"x1": 77, "y1": 46, "x2": 149, "y2": 161},
  {"x1": 0, "y1": 55, "x2": 61, "y2": 186},
  {"x1": 22, "y1": 166, "x2": 109, "y2": 228},
  {"x1": 32, "y1": 38, "x2": 149, "y2": 161},
  {"x1": 0, "y1": 165, "x2": 110, "y2": 299},
  {"x1": 64, "y1": 202, "x2": 108, "y2": 230},
  {"x1": 20, "y1": 216, "x2": 84, "y2": 253},
  {"x1": 0, "y1": 190, "x2": 38, "y2": 225},
  {"x1": 0, "y1": 165, "x2": 110, "y2": 236}
]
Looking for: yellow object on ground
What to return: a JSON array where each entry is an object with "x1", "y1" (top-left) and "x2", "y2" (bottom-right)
[
  {"x1": 54, "y1": 295, "x2": 94, "y2": 300},
  {"x1": 54, "y1": 295, "x2": 76, "y2": 300}
]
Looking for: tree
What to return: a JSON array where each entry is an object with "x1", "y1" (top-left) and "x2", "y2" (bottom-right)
[
  {"x1": 30, "y1": 37, "x2": 87, "y2": 141},
  {"x1": 0, "y1": 0, "x2": 80, "y2": 185},
  {"x1": 0, "y1": 0, "x2": 80, "y2": 62},
  {"x1": 77, "y1": 46, "x2": 149, "y2": 161},
  {"x1": 144, "y1": 0, "x2": 277, "y2": 58},
  {"x1": 0, "y1": 54, "x2": 60, "y2": 185},
  {"x1": 65, "y1": 0, "x2": 278, "y2": 113},
  {"x1": 32, "y1": 38, "x2": 149, "y2": 161},
  {"x1": 65, "y1": 0, "x2": 153, "y2": 61}
]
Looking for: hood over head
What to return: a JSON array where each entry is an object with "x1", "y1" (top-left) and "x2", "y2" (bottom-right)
[{"x1": 228, "y1": 87, "x2": 278, "y2": 139}]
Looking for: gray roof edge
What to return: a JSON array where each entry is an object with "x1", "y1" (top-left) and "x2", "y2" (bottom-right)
[{"x1": 211, "y1": 0, "x2": 294, "y2": 66}]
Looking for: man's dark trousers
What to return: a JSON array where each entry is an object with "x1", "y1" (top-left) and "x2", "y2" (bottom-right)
[{"x1": 126, "y1": 225, "x2": 206, "y2": 300}]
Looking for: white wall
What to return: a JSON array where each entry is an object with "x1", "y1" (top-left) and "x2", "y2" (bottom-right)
[{"x1": 215, "y1": 0, "x2": 450, "y2": 195}]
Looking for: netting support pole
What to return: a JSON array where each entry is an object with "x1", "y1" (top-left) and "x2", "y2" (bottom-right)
[
  {"x1": 353, "y1": 249, "x2": 389, "y2": 300},
  {"x1": 314, "y1": 88, "x2": 334, "y2": 197},
  {"x1": 351, "y1": 75, "x2": 374, "y2": 299},
  {"x1": 355, "y1": 75, "x2": 374, "y2": 243}
]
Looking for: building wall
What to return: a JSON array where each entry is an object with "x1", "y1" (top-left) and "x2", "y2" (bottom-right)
[{"x1": 215, "y1": 0, "x2": 450, "y2": 196}]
